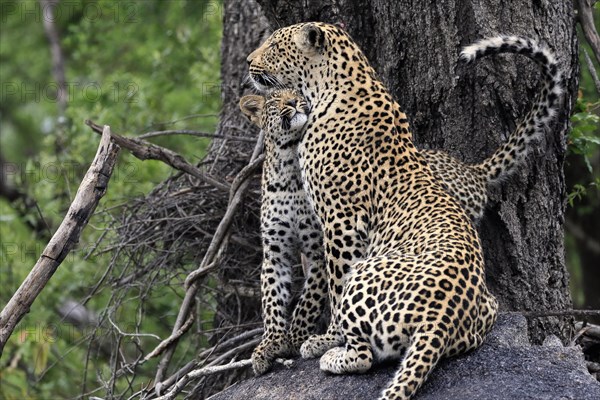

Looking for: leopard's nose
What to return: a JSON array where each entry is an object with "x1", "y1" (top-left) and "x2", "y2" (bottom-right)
[
  {"x1": 287, "y1": 99, "x2": 297, "y2": 108},
  {"x1": 246, "y1": 51, "x2": 256, "y2": 65}
]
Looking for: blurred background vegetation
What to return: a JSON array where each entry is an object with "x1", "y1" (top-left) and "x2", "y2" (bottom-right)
[
  {"x1": 0, "y1": 1, "x2": 597, "y2": 399},
  {"x1": 1, "y1": 1, "x2": 222, "y2": 397}
]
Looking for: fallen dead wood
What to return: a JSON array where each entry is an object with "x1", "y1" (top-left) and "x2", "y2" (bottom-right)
[{"x1": 0, "y1": 125, "x2": 120, "y2": 355}]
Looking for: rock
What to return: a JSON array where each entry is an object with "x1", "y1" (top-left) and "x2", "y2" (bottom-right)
[
  {"x1": 208, "y1": 314, "x2": 600, "y2": 400},
  {"x1": 542, "y1": 334, "x2": 564, "y2": 347},
  {"x1": 483, "y1": 313, "x2": 529, "y2": 347}
]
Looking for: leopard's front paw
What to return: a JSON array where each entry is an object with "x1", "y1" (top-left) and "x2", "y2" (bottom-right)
[
  {"x1": 251, "y1": 336, "x2": 291, "y2": 375},
  {"x1": 319, "y1": 346, "x2": 346, "y2": 373},
  {"x1": 299, "y1": 334, "x2": 340, "y2": 359},
  {"x1": 251, "y1": 348, "x2": 273, "y2": 376}
]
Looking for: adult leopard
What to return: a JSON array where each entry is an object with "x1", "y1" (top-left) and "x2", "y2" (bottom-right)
[
  {"x1": 247, "y1": 24, "x2": 561, "y2": 399},
  {"x1": 242, "y1": 35, "x2": 563, "y2": 372}
]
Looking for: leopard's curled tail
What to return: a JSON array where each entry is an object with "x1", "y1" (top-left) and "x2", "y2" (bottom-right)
[{"x1": 461, "y1": 36, "x2": 564, "y2": 183}]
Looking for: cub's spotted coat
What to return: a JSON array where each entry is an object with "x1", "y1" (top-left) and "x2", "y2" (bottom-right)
[{"x1": 240, "y1": 90, "x2": 326, "y2": 375}]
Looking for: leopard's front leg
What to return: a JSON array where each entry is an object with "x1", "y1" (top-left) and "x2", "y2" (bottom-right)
[
  {"x1": 288, "y1": 216, "x2": 328, "y2": 351},
  {"x1": 252, "y1": 250, "x2": 295, "y2": 375},
  {"x1": 300, "y1": 216, "x2": 368, "y2": 359}
]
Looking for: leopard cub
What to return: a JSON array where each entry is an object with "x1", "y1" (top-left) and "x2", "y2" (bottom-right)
[{"x1": 240, "y1": 89, "x2": 327, "y2": 375}]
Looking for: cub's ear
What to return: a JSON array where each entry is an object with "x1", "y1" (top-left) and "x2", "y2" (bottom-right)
[
  {"x1": 295, "y1": 23, "x2": 326, "y2": 55},
  {"x1": 239, "y1": 95, "x2": 265, "y2": 127}
]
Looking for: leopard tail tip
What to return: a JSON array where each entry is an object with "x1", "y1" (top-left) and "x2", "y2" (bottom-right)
[{"x1": 459, "y1": 47, "x2": 478, "y2": 64}]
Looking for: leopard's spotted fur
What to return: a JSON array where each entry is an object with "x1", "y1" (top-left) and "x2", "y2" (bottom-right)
[
  {"x1": 422, "y1": 36, "x2": 564, "y2": 220},
  {"x1": 240, "y1": 90, "x2": 326, "y2": 375},
  {"x1": 246, "y1": 24, "x2": 562, "y2": 399}
]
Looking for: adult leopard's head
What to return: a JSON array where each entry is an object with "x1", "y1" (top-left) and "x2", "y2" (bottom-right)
[
  {"x1": 247, "y1": 22, "x2": 374, "y2": 99},
  {"x1": 240, "y1": 89, "x2": 310, "y2": 136}
]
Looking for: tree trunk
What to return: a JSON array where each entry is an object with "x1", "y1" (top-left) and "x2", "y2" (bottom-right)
[{"x1": 244, "y1": 0, "x2": 578, "y2": 343}]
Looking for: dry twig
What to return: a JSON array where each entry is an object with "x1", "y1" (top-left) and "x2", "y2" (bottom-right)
[
  {"x1": 143, "y1": 313, "x2": 196, "y2": 362},
  {"x1": 517, "y1": 309, "x2": 600, "y2": 318},
  {"x1": 150, "y1": 328, "x2": 263, "y2": 397},
  {"x1": 583, "y1": 49, "x2": 600, "y2": 95},
  {"x1": 151, "y1": 130, "x2": 265, "y2": 391},
  {"x1": 85, "y1": 120, "x2": 230, "y2": 191},
  {"x1": 138, "y1": 129, "x2": 256, "y2": 142},
  {"x1": 575, "y1": 321, "x2": 600, "y2": 340},
  {"x1": 154, "y1": 359, "x2": 253, "y2": 400}
]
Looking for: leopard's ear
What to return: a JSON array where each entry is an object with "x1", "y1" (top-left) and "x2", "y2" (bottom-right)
[
  {"x1": 295, "y1": 23, "x2": 326, "y2": 55},
  {"x1": 239, "y1": 95, "x2": 265, "y2": 127}
]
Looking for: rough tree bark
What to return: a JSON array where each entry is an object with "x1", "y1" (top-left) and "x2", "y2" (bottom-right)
[{"x1": 214, "y1": 0, "x2": 578, "y2": 343}]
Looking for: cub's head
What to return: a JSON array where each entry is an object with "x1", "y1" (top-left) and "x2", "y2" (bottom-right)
[
  {"x1": 247, "y1": 22, "x2": 358, "y2": 94},
  {"x1": 240, "y1": 89, "x2": 309, "y2": 135}
]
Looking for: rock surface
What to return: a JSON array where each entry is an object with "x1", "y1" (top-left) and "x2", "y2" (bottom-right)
[{"x1": 208, "y1": 314, "x2": 600, "y2": 400}]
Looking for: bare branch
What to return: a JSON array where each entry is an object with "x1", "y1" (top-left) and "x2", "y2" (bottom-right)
[
  {"x1": 151, "y1": 327, "x2": 263, "y2": 395},
  {"x1": 85, "y1": 120, "x2": 230, "y2": 192},
  {"x1": 39, "y1": 0, "x2": 67, "y2": 114},
  {"x1": 575, "y1": 321, "x2": 600, "y2": 341},
  {"x1": 0, "y1": 125, "x2": 120, "y2": 355},
  {"x1": 107, "y1": 315, "x2": 161, "y2": 340},
  {"x1": 142, "y1": 313, "x2": 195, "y2": 362},
  {"x1": 514, "y1": 309, "x2": 600, "y2": 318},
  {"x1": 583, "y1": 49, "x2": 600, "y2": 95},
  {"x1": 138, "y1": 129, "x2": 256, "y2": 142},
  {"x1": 576, "y1": 0, "x2": 600, "y2": 64},
  {"x1": 201, "y1": 338, "x2": 260, "y2": 369},
  {"x1": 152, "y1": 338, "x2": 260, "y2": 399},
  {"x1": 154, "y1": 359, "x2": 252, "y2": 400},
  {"x1": 148, "y1": 113, "x2": 219, "y2": 127}
]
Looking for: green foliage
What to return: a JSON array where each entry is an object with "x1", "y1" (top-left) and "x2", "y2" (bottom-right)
[
  {"x1": 569, "y1": 101, "x2": 600, "y2": 173},
  {"x1": 0, "y1": 1, "x2": 222, "y2": 398},
  {"x1": 564, "y1": 17, "x2": 599, "y2": 308},
  {"x1": 566, "y1": 21, "x2": 599, "y2": 209},
  {"x1": 567, "y1": 98, "x2": 600, "y2": 211},
  {"x1": 567, "y1": 179, "x2": 600, "y2": 208}
]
